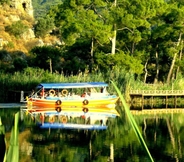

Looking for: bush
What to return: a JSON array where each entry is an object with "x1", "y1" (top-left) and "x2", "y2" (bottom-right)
[
  {"x1": 5, "y1": 20, "x2": 28, "y2": 38},
  {"x1": 13, "y1": 58, "x2": 28, "y2": 71}
]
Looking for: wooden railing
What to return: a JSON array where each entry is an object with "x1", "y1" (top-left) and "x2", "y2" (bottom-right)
[{"x1": 130, "y1": 90, "x2": 184, "y2": 95}]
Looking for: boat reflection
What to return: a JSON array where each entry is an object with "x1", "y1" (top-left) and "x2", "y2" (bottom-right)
[{"x1": 22, "y1": 105, "x2": 120, "y2": 130}]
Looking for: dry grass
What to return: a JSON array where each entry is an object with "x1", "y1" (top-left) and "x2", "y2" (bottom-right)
[{"x1": 0, "y1": 5, "x2": 36, "y2": 54}]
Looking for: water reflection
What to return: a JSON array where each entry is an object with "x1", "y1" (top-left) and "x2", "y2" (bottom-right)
[
  {"x1": 0, "y1": 117, "x2": 6, "y2": 162},
  {"x1": 2, "y1": 106, "x2": 184, "y2": 161}
]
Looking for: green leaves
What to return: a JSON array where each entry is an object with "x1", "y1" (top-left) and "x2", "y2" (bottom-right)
[
  {"x1": 5, "y1": 21, "x2": 28, "y2": 38},
  {"x1": 6, "y1": 112, "x2": 19, "y2": 162},
  {"x1": 111, "y1": 81, "x2": 154, "y2": 162},
  {"x1": 30, "y1": 0, "x2": 184, "y2": 81},
  {"x1": 34, "y1": 15, "x2": 55, "y2": 38}
]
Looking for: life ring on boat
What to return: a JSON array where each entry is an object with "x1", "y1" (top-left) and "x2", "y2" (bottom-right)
[
  {"x1": 61, "y1": 89, "x2": 68, "y2": 96},
  {"x1": 49, "y1": 89, "x2": 55, "y2": 96},
  {"x1": 60, "y1": 116, "x2": 67, "y2": 123},
  {"x1": 49, "y1": 116, "x2": 55, "y2": 123},
  {"x1": 83, "y1": 107, "x2": 89, "y2": 113},
  {"x1": 83, "y1": 99, "x2": 89, "y2": 105},
  {"x1": 56, "y1": 100, "x2": 62, "y2": 105},
  {"x1": 56, "y1": 107, "x2": 62, "y2": 113}
]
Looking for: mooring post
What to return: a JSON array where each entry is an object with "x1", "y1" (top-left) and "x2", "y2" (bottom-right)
[
  {"x1": 174, "y1": 96, "x2": 177, "y2": 108},
  {"x1": 142, "y1": 95, "x2": 144, "y2": 110},
  {"x1": 20, "y1": 91, "x2": 24, "y2": 102},
  {"x1": 109, "y1": 143, "x2": 114, "y2": 162},
  {"x1": 20, "y1": 109, "x2": 24, "y2": 121}
]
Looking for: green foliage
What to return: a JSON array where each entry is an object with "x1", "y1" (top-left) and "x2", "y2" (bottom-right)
[
  {"x1": 94, "y1": 51, "x2": 144, "y2": 74},
  {"x1": 61, "y1": 40, "x2": 92, "y2": 74},
  {"x1": 13, "y1": 58, "x2": 28, "y2": 71},
  {"x1": 32, "y1": 0, "x2": 62, "y2": 19},
  {"x1": 0, "y1": 50, "x2": 12, "y2": 72},
  {"x1": 0, "y1": 66, "x2": 129, "y2": 102},
  {"x1": 0, "y1": 50, "x2": 29, "y2": 73},
  {"x1": 5, "y1": 21, "x2": 28, "y2": 38},
  {"x1": 2, "y1": 0, "x2": 184, "y2": 83},
  {"x1": 0, "y1": 0, "x2": 10, "y2": 5},
  {"x1": 30, "y1": 46, "x2": 62, "y2": 71},
  {"x1": 0, "y1": 50, "x2": 10, "y2": 61},
  {"x1": 5, "y1": 42, "x2": 14, "y2": 49},
  {"x1": 34, "y1": 16, "x2": 55, "y2": 38},
  {"x1": 5, "y1": 112, "x2": 19, "y2": 162}
]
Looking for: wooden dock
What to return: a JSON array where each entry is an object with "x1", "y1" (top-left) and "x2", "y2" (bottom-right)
[
  {"x1": 0, "y1": 103, "x2": 26, "y2": 108},
  {"x1": 129, "y1": 90, "x2": 184, "y2": 109}
]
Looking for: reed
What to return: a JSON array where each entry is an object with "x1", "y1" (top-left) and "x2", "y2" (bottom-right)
[
  {"x1": 1, "y1": 66, "x2": 184, "y2": 102},
  {"x1": 0, "y1": 67, "x2": 130, "y2": 102},
  {"x1": 111, "y1": 81, "x2": 154, "y2": 162},
  {"x1": 4, "y1": 112, "x2": 19, "y2": 162}
]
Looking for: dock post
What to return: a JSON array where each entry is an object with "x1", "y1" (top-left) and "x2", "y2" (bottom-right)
[
  {"x1": 142, "y1": 95, "x2": 144, "y2": 110},
  {"x1": 151, "y1": 96, "x2": 153, "y2": 109},
  {"x1": 20, "y1": 91, "x2": 24, "y2": 102},
  {"x1": 20, "y1": 109, "x2": 24, "y2": 121},
  {"x1": 109, "y1": 143, "x2": 114, "y2": 162}
]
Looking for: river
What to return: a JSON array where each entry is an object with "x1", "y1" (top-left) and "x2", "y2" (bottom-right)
[{"x1": 1, "y1": 105, "x2": 184, "y2": 162}]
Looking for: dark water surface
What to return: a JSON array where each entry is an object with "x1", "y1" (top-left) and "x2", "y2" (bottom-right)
[{"x1": 1, "y1": 106, "x2": 184, "y2": 162}]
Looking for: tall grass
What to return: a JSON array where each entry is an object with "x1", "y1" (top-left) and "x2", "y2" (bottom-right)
[
  {"x1": 0, "y1": 67, "x2": 131, "y2": 102},
  {"x1": 1, "y1": 66, "x2": 184, "y2": 102}
]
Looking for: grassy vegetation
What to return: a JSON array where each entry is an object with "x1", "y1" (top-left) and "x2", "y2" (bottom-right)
[{"x1": 0, "y1": 67, "x2": 184, "y2": 102}]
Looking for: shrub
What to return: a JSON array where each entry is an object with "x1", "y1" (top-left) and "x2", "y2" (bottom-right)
[{"x1": 5, "y1": 20, "x2": 28, "y2": 38}]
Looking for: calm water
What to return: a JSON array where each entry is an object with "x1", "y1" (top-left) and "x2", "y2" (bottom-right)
[{"x1": 1, "y1": 106, "x2": 184, "y2": 162}]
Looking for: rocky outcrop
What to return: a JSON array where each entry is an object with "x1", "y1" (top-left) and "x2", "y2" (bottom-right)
[
  {"x1": 0, "y1": 1, "x2": 62, "y2": 53},
  {"x1": 22, "y1": 28, "x2": 35, "y2": 40},
  {"x1": 10, "y1": 0, "x2": 33, "y2": 17}
]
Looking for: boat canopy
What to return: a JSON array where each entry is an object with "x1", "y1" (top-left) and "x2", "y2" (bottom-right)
[{"x1": 36, "y1": 82, "x2": 108, "y2": 89}]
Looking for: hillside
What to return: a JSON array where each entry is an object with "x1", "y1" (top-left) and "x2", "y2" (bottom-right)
[
  {"x1": 0, "y1": 4, "x2": 60, "y2": 54},
  {"x1": 32, "y1": 0, "x2": 62, "y2": 19}
]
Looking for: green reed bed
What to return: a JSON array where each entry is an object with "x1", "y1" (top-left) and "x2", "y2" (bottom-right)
[
  {"x1": 0, "y1": 67, "x2": 132, "y2": 102},
  {"x1": 129, "y1": 76, "x2": 184, "y2": 91},
  {"x1": 3, "y1": 66, "x2": 184, "y2": 103}
]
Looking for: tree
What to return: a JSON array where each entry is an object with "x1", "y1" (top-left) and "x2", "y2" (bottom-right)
[
  {"x1": 149, "y1": 2, "x2": 184, "y2": 83},
  {"x1": 13, "y1": 58, "x2": 28, "y2": 71},
  {"x1": 34, "y1": 15, "x2": 55, "y2": 38},
  {"x1": 30, "y1": 46, "x2": 62, "y2": 73},
  {"x1": 44, "y1": 0, "x2": 184, "y2": 81}
]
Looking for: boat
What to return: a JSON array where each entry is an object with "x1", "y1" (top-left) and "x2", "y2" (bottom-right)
[{"x1": 26, "y1": 82, "x2": 119, "y2": 112}]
